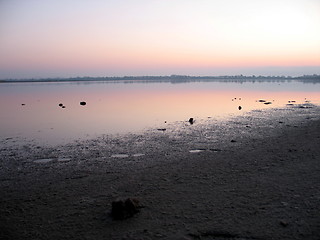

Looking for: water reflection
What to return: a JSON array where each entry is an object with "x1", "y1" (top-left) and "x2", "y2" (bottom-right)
[{"x1": 0, "y1": 80, "x2": 319, "y2": 145}]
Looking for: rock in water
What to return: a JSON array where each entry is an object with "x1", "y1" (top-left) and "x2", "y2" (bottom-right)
[
  {"x1": 111, "y1": 198, "x2": 140, "y2": 220},
  {"x1": 80, "y1": 101, "x2": 86, "y2": 106},
  {"x1": 157, "y1": 128, "x2": 166, "y2": 132}
]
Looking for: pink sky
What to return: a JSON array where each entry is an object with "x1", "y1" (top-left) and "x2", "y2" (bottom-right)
[{"x1": 0, "y1": 0, "x2": 320, "y2": 79}]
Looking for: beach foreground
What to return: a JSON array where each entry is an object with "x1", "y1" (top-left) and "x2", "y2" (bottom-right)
[{"x1": 0, "y1": 105, "x2": 319, "y2": 240}]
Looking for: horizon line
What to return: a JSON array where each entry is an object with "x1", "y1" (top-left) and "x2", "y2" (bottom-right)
[{"x1": 1, "y1": 74, "x2": 320, "y2": 82}]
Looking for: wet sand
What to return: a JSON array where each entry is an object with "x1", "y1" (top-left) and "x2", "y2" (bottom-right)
[{"x1": 0, "y1": 105, "x2": 320, "y2": 240}]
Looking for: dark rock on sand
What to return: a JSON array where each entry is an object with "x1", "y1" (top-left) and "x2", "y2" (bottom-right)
[
  {"x1": 299, "y1": 105, "x2": 312, "y2": 109},
  {"x1": 238, "y1": 106, "x2": 242, "y2": 110},
  {"x1": 264, "y1": 102, "x2": 272, "y2": 105},
  {"x1": 189, "y1": 118, "x2": 194, "y2": 124},
  {"x1": 231, "y1": 139, "x2": 237, "y2": 143},
  {"x1": 280, "y1": 220, "x2": 289, "y2": 227},
  {"x1": 111, "y1": 198, "x2": 141, "y2": 220},
  {"x1": 258, "y1": 99, "x2": 266, "y2": 102},
  {"x1": 80, "y1": 101, "x2": 86, "y2": 106},
  {"x1": 59, "y1": 103, "x2": 63, "y2": 107},
  {"x1": 157, "y1": 128, "x2": 166, "y2": 132}
]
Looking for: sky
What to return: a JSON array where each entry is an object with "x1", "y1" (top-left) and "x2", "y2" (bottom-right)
[{"x1": 0, "y1": 0, "x2": 320, "y2": 79}]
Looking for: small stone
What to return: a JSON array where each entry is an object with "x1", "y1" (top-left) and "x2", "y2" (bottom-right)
[
  {"x1": 59, "y1": 103, "x2": 63, "y2": 107},
  {"x1": 188, "y1": 118, "x2": 194, "y2": 124},
  {"x1": 238, "y1": 106, "x2": 242, "y2": 110},
  {"x1": 80, "y1": 101, "x2": 86, "y2": 106},
  {"x1": 111, "y1": 198, "x2": 141, "y2": 220},
  {"x1": 280, "y1": 220, "x2": 288, "y2": 227},
  {"x1": 231, "y1": 140, "x2": 237, "y2": 143}
]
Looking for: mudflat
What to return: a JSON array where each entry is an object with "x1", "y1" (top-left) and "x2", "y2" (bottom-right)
[{"x1": 0, "y1": 105, "x2": 319, "y2": 240}]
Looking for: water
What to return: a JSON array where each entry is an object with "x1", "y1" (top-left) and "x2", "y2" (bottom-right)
[{"x1": 1, "y1": 79, "x2": 319, "y2": 145}]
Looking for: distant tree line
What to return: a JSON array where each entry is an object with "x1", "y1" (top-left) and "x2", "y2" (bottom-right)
[{"x1": 1, "y1": 74, "x2": 319, "y2": 83}]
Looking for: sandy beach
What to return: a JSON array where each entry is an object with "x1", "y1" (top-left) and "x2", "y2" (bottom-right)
[{"x1": 0, "y1": 104, "x2": 319, "y2": 240}]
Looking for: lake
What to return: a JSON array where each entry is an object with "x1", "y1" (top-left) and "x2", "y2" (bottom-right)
[{"x1": 1, "y1": 79, "x2": 319, "y2": 145}]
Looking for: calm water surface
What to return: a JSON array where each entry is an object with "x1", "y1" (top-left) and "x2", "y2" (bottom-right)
[{"x1": 1, "y1": 79, "x2": 319, "y2": 145}]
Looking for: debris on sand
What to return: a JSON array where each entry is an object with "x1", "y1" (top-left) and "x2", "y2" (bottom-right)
[
  {"x1": 80, "y1": 101, "x2": 86, "y2": 106},
  {"x1": 188, "y1": 118, "x2": 194, "y2": 124},
  {"x1": 264, "y1": 102, "x2": 272, "y2": 105},
  {"x1": 157, "y1": 128, "x2": 166, "y2": 132},
  {"x1": 258, "y1": 99, "x2": 266, "y2": 102},
  {"x1": 238, "y1": 106, "x2": 242, "y2": 110},
  {"x1": 111, "y1": 198, "x2": 141, "y2": 220},
  {"x1": 280, "y1": 220, "x2": 289, "y2": 227}
]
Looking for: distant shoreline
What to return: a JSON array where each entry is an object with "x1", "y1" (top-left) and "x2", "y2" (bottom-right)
[{"x1": 1, "y1": 74, "x2": 320, "y2": 83}]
